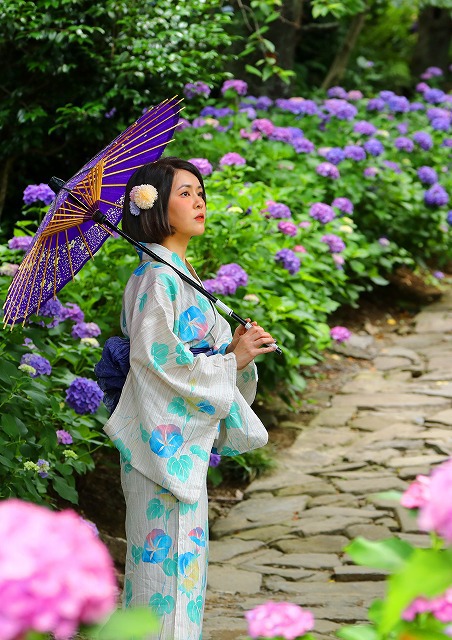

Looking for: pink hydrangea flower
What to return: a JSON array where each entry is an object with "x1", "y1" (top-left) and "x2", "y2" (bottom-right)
[
  {"x1": 0, "y1": 499, "x2": 117, "y2": 640},
  {"x1": 330, "y1": 326, "x2": 351, "y2": 342},
  {"x1": 293, "y1": 245, "x2": 306, "y2": 253},
  {"x1": 403, "y1": 588, "x2": 452, "y2": 623},
  {"x1": 401, "y1": 474, "x2": 431, "y2": 509},
  {"x1": 251, "y1": 118, "x2": 275, "y2": 136},
  {"x1": 418, "y1": 459, "x2": 452, "y2": 542},
  {"x1": 219, "y1": 152, "x2": 246, "y2": 167},
  {"x1": 278, "y1": 221, "x2": 298, "y2": 237},
  {"x1": 245, "y1": 601, "x2": 315, "y2": 639}
]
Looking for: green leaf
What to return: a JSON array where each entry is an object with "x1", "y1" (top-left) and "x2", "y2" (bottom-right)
[
  {"x1": 52, "y1": 476, "x2": 78, "y2": 503},
  {"x1": 336, "y1": 626, "x2": 378, "y2": 640},
  {"x1": 94, "y1": 607, "x2": 159, "y2": 640},
  {"x1": 380, "y1": 548, "x2": 452, "y2": 634},
  {"x1": 345, "y1": 537, "x2": 414, "y2": 571}
]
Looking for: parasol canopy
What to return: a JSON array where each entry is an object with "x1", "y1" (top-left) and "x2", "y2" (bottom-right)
[{"x1": 3, "y1": 96, "x2": 182, "y2": 328}]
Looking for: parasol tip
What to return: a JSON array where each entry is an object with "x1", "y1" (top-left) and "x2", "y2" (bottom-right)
[{"x1": 49, "y1": 176, "x2": 66, "y2": 194}]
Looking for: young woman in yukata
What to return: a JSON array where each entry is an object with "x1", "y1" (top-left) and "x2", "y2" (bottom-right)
[{"x1": 102, "y1": 157, "x2": 276, "y2": 640}]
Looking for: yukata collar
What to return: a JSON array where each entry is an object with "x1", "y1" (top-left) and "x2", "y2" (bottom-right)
[{"x1": 137, "y1": 242, "x2": 193, "y2": 279}]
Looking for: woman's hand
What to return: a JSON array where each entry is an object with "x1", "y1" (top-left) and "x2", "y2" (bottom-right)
[
  {"x1": 226, "y1": 319, "x2": 256, "y2": 354},
  {"x1": 231, "y1": 322, "x2": 277, "y2": 370}
]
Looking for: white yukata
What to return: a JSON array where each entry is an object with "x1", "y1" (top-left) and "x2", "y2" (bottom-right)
[{"x1": 103, "y1": 243, "x2": 268, "y2": 640}]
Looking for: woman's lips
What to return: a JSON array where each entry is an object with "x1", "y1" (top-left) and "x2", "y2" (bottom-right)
[{"x1": 195, "y1": 215, "x2": 205, "y2": 221}]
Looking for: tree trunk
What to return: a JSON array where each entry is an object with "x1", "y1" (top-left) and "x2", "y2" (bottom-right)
[
  {"x1": 410, "y1": 7, "x2": 452, "y2": 79},
  {"x1": 265, "y1": 0, "x2": 305, "y2": 96},
  {"x1": 321, "y1": 10, "x2": 368, "y2": 90},
  {"x1": 0, "y1": 157, "x2": 14, "y2": 223}
]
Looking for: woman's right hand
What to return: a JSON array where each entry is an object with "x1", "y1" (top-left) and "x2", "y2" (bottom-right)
[{"x1": 232, "y1": 324, "x2": 277, "y2": 370}]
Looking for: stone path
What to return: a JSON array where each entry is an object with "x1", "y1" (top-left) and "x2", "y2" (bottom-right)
[{"x1": 203, "y1": 290, "x2": 452, "y2": 640}]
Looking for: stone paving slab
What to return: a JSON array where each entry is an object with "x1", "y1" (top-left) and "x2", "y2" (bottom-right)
[{"x1": 203, "y1": 297, "x2": 452, "y2": 640}]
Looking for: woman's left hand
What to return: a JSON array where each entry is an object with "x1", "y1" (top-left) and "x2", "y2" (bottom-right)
[{"x1": 226, "y1": 319, "x2": 257, "y2": 354}]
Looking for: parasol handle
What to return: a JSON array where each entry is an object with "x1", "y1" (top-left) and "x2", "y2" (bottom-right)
[{"x1": 92, "y1": 211, "x2": 282, "y2": 355}]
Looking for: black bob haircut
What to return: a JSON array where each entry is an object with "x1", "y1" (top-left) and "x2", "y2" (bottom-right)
[{"x1": 122, "y1": 157, "x2": 206, "y2": 245}]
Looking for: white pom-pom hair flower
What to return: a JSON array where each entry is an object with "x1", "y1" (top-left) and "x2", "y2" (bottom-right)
[{"x1": 129, "y1": 184, "x2": 158, "y2": 216}]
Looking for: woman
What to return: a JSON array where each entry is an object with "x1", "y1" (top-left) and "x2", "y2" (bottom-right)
[{"x1": 102, "y1": 157, "x2": 276, "y2": 639}]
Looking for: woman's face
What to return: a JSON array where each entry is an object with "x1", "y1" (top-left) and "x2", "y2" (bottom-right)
[{"x1": 167, "y1": 169, "x2": 206, "y2": 240}]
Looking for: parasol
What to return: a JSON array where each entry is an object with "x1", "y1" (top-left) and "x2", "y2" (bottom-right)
[{"x1": 3, "y1": 96, "x2": 182, "y2": 328}]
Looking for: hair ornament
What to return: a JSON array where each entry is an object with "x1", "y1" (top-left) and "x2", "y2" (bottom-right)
[{"x1": 129, "y1": 184, "x2": 158, "y2": 216}]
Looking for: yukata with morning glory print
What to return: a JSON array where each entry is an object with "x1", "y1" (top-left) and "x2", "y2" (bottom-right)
[{"x1": 103, "y1": 243, "x2": 268, "y2": 640}]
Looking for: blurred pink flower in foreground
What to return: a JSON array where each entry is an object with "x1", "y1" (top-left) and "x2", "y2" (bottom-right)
[
  {"x1": 401, "y1": 474, "x2": 431, "y2": 509},
  {"x1": 330, "y1": 326, "x2": 351, "y2": 342},
  {"x1": 245, "y1": 601, "x2": 315, "y2": 639},
  {"x1": 418, "y1": 459, "x2": 452, "y2": 542},
  {"x1": 0, "y1": 499, "x2": 117, "y2": 640}
]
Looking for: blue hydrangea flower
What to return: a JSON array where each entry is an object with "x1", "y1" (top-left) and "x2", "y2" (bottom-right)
[
  {"x1": 65, "y1": 377, "x2": 103, "y2": 414},
  {"x1": 424, "y1": 184, "x2": 449, "y2": 207},
  {"x1": 412, "y1": 131, "x2": 433, "y2": 150},
  {"x1": 275, "y1": 249, "x2": 300, "y2": 275},
  {"x1": 20, "y1": 353, "x2": 52, "y2": 377},
  {"x1": 344, "y1": 145, "x2": 366, "y2": 161},
  {"x1": 364, "y1": 139, "x2": 384, "y2": 156},
  {"x1": 321, "y1": 234, "x2": 346, "y2": 253},
  {"x1": 325, "y1": 147, "x2": 345, "y2": 165},
  {"x1": 309, "y1": 203, "x2": 336, "y2": 224},
  {"x1": 23, "y1": 183, "x2": 55, "y2": 206},
  {"x1": 417, "y1": 166, "x2": 438, "y2": 185}
]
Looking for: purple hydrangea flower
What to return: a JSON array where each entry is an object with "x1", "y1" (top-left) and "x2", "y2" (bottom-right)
[
  {"x1": 277, "y1": 221, "x2": 298, "y2": 237},
  {"x1": 183, "y1": 81, "x2": 211, "y2": 99},
  {"x1": 447, "y1": 211, "x2": 452, "y2": 225},
  {"x1": 219, "y1": 153, "x2": 246, "y2": 167},
  {"x1": 344, "y1": 145, "x2": 366, "y2": 161},
  {"x1": 251, "y1": 118, "x2": 275, "y2": 136},
  {"x1": 177, "y1": 118, "x2": 191, "y2": 131},
  {"x1": 309, "y1": 203, "x2": 336, "y2": 224},
  {"x1": 395, "y1": 136, "x2": 414, "y2": 152},
  {"x1": 239, "y1": 106, "x2": 257, "y2": 119},
  {"x1": 316, "y1": 162, "x2": 340, "y2": 179},
  {"x1": 431, "y1": 118, "x2": 450, "y2": 132},
  {"x1": 424, "y1": 88, "x2": 445, "y2": 104},
  {"x1": 416, "y1": 82, "x2": 429, "y2": 93},
  {"x1": 38, "y1": 298, "x2": 64, "y2": 327},
  {"x1": 330, "y1": 326, "x2": 351, "y2": 342},
  {"x1": 293, "y1": 137, "x2": 315, "y2": 153},
  {"x1": 188, "y1": 157, "x2": 213, "y2": 176},
  {"x1": 364, "y1": 139, "x2": 384, "y2": 156},
  {"x1": 383, "y1": 160, "x2": 402, "y2": 173},
  {"x1": 20, "y1": 353, "x2": 52, "y2": 377},
  {"x1": 217, "y1": 263, "x2": 248, "y2": 287},
  {"x1": 364, "y1": 167, "x2": 379, "y2": 178},
  {"x1": 209, "y1": 453, "x2": 221, "y2": 467},
  {"x1": 221, "y1": 79, "x2": 248, "y2": 96},
  {"x1": 380, "y1": 90, "x2": 395, "y2": 102},
  {"x1": 37, "y1": 458, "x2": 50, "y2": 479},
  {"x1": 325, "y1": 147, "x2": 345, "y2": 165},
  {"x1": 387, "y1": 95, "x2": 410, "y2": 113},
  {"x1": 427, "y1": 107, "x2": 450, "y2": 122},
  {"x1": 23, "y1": 183, "x2": 55, "y2": 206},
  {"x1": 56, "y1": 429, "x2": 73, "y2": 445},
  {"x1": 366, "y1": 98, "x2": 385, "y2": 112},
  {"x1": 412, "y1": 131, "x2": 433, "y2": 150},
  {"x1": 397, "y1": 123, "x2": 409, "y2": 134},
  {"x1": 104, "y1": 107, "x2": 117, "y2": 119},
  {"x1": 424, "y1": 184, "x2": 449, "y2": 207},
  {"x1": 60, "y1": 303, "x2": 85, "y2": 324},
  {"x1": 321, "y1": 234, "x2": 346, "y2": 253},
  {"x1": 255, "y1": 96, "x2": 273, "y2": 110},
  {"x1": 379, "y1": 237, "x2": 390, "y2": 246},
  {"x1": 354, "y1": 121, "x2": 377, "y2": 136},
  {"x1": 433, "y1": 271, "x2": 445, "y2": 279},
  {"x1": 324, "y1": 99, "x2": 357, "y2": 120},
  {"x1": 8, "y1": 236, "x2": 34, "y2": 251},
  {"x1": 417, "y1": 166, "x2": 438, "y2": 185},
  {"x1": 265, "y1": 201, "x2": 291, "y2": 219},
  {"x1": 293, "y1": 99, "x2": 321, "y2": 116},
  {"x1": 268, "y1": 127, "x2": 293, "y2": 143},
  {"x1": 442, "y1": 138, "x2": 452, "y2": 148},
  {"x1": 66, "y1": 377, "x2": 103, "y2": 414},
  {"x1": 203, "y1": 276, "x2": 237, "y2": 295},
  {"x1": 275, "y1": 249, "x2": 300, "y2": 275},
  {"x1": 327, "y1": 86, "x2": 348, "y2": 99},
  {"x1": 71, "y1": 322, "x2": 101, "y2": 339},
  {"x1": 332, "y1": 197, "x2": 354, "y2": 215},
  {"x1": 421, "y1": 66, "x2": 443, "y2": 79}
]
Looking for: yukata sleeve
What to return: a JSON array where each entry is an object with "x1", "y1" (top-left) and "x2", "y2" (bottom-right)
[
  {"x1": 212, "y1": 318, "x2": 267, "y2": 457},
  {"x1": 104, "y1": 268, "x2": 238, "y2": 503}
]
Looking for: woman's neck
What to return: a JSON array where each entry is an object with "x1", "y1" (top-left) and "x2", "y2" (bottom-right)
[{"x1": 161, "y1": 235, "x2": 189, "y2": 262}]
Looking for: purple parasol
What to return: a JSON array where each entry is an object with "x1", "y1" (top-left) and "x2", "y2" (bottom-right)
[{"x1": 3, "y1": 97, "x2": 182, "y2": 328}]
